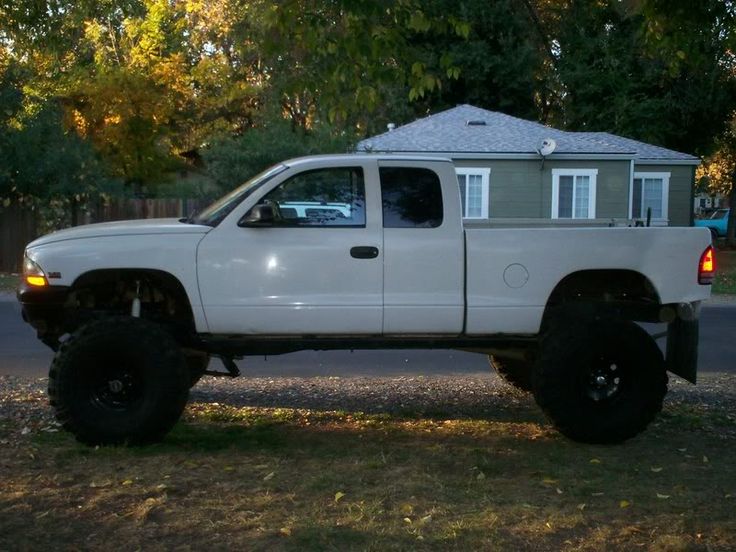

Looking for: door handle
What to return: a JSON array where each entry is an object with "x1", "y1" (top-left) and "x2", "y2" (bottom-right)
[{"x1": 350, "y1": 246, "x2": 379, "y2": 259}]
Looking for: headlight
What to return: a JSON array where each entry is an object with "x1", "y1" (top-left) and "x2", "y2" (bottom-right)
[{"x1": 23, "y1": 254, "x2": 48, "y2": 287}]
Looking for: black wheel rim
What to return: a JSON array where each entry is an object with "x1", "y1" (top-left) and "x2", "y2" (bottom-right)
[
  {"x1": 583, "y1": 354, "x2": 627, "y2": 403},
  {"x1": 86, "y1": 357, "x2": 145, "y2": 411}
]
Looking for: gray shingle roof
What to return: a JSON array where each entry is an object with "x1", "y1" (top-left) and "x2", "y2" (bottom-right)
[{"x1": 356, "y1": 105, "x2": 699, "y2": 162}]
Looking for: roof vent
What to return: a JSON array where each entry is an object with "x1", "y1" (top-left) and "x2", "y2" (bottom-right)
[
  {"x1": 466, "y1": 120, "x2": 487, "y2": 126},
  {"x1": 387, "y1": 123, "x2": 396, "y2": 132}
]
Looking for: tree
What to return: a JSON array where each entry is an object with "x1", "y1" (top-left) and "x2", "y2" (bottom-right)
[
  {"x1": 260, "y1": 0, "x2": 468, "y2": 134},
  {"x1": 697, "y1": 115, "x2": 736, "y2": 244},
  {"x1": 525, "y1": 0, "x2": 736, "y2": 157},
  {"x1": 416, "y1": 0, "x2": 547, "y2": 122}
]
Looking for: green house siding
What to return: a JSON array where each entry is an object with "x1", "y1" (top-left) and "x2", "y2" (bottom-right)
[
  {"x1": 634, "y1": 164, "x2": 694, "y2": 227},
  {"x1": 454, "y1": 158, "x2": 633, "y2": 220}
]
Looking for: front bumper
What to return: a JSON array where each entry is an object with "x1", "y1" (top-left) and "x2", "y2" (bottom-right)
[{"x1": 17, "y1": 283, "x2": 71, "y2": 336}]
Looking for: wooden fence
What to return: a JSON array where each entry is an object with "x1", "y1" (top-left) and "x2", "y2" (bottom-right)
[
  {"x1": 0, "y1": 203, "x2": 38, "y2": 273},
  {"x1": 0, "y1": 198, "x2": 207, "y2": 273}
]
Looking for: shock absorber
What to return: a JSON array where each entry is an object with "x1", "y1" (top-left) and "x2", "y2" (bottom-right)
[{"x1": 131, "y1": 280, "x2": 141, "y2": 318}]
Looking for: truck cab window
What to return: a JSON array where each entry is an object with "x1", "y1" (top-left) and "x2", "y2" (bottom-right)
[
  {"x1": 260, "y1": 167, "x2": 366, "y2": 227},
  {"x1": 380, "y1": 167, "x2": 443, "y2": 228}
]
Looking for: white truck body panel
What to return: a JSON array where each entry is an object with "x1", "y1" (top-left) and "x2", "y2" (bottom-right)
[
  {"x1": 464, "y1": 226, "x2": 711, "y2": 335},
  {"x1": 378, "y1": 159, "x2": 465, "y2": 334},
  {"x1": 23, "y1": 154, "x2": 712, "y2": 339},
  {"x1": 196, "y1": 156, "x2": 384, "y2": 334},
  {"x1": 26, "y1": 222, "x2": 211, "y2": 331}
]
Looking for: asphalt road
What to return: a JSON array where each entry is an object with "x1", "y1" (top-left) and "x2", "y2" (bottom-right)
[{"x1": 1, "y1": 296, "x2": 734, "y2": 378}]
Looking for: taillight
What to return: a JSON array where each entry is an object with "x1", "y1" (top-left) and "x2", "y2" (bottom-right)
[{"x1": 698, "y1": 246, "x2": 716, "y2": 285}]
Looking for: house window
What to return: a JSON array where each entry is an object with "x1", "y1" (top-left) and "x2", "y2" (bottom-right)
[
  {"x1": 631, "y1": 172, "x2": 669, "y2": 222},
  {"x1": 456, "y1": 168, "x2": 490, "y2": 219},
  {"x1": 551, "y1": 169, "x2": 598, "y2": 219}
]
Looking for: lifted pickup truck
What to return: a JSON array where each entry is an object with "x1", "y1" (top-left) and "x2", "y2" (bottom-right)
[{"x1": 18, "y1": 155, "x2": 715, "y2": 445}]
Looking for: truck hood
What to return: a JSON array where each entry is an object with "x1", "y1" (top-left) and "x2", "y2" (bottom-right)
[{"x1": 27, "y1": 218, "x2": 212, "y2": 248}]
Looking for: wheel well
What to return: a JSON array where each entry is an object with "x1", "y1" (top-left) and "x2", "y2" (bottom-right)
[
  {"x1": 542, "y1": 269, "x2": 661, "y2": 329},
  {"x1": 69, "y1": 269, "x2": 196, "y2": 334}
]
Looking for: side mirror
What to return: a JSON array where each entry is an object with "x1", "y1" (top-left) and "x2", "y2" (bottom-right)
[{"x1": 239, "y1": 204, "x2": 276, "y2": 227}]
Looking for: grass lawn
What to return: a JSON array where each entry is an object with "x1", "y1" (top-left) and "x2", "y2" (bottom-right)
[
  {"x1": 0, "y1": 272, "x2": 19, "y2": 292},
  {"x1": 713, "y1": 247, "x2": 736, "y2": 295},
  {"x1": 1, "y1": 394, "x2": 735, "y2": 551}
]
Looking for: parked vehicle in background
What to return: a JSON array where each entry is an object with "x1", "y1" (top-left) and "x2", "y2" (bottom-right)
[
  {"x1": 695, "y1": 208, "x2": 730, "y2": 240},
  {"x1": 17, "y1": 154, "x2": 714, "y2": 447}
]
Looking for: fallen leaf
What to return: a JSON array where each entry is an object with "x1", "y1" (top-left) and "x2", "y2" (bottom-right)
[
  {"x1": 619, "y1": 500, "x2": 631, "y2": 509},
  {"x1": 650, "y1": 467, "x2": 663, "y2": 473},
  {"x1": 263, "y1": 472, "x2": 275, "y2": 481},
  {"x1": 577, "y1": 503, "x2": 587, "y2": 511},
  {"x1": 657, "y1": 493, "x2": 670, "y2": 499},
  {"x1": 542, "y1": 478, "x2": 558, "y2": 485},
  {"x1": 592, "y1": 492, "x2": 604, "y2": 497},
  {"x1": 677, "y1": 448, "x2": 687, "y2": 452},
  {"x1": 403, "y1": 517, "x2": 412, "y2": 524},
  {"x1": 420, "y1": 514, "x2": 432, "y2": 524},
  {"x1": 556, "y1": 488, "x2": 563, "y2": 495},
  {"x1": 279, "y1": 527, "x2": 292, "y2": 536},
  {"x1": 589, "y1": 458, "x2": 601, "y2": 464},
  {"x1": 90, "y1": 480, "x2": 112, "y2": 488},
  {"x1": 703, "y1": 455, "x2": 709, "y2": 463},
  {"x1": 400, "y1": 503, "x2": 414, "y2": 516},
  {"x1": 334, "y1": 491, "x2": 345, "y2": 503},
  {"x1": 477, "y1": 472, "x2": 486, "y2": 481},
  {"x1": 121, "y1": 479, "x2": 134, "y2": 486},
  {"x1": 223, "y1": 466, "x2": 235, "y2": 472}
]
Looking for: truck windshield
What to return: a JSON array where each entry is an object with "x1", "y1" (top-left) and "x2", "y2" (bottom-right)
[{"x1": 191, "y1": 164, "x2": 288, "y2": 226}]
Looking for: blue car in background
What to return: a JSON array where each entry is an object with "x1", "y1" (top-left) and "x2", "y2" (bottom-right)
[{"x1": 695, "y1": 208, "x2": 730, "y2": 240}]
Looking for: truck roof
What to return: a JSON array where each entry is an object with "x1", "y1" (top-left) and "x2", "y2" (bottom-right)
[{"x1": 282, "y1": 153, "x2": 454, "y2": 168}]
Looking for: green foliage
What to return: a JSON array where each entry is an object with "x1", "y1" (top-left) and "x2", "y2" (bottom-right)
[
  {"x1": 0, "y1": 0, "x2": 735, "y2": 209},
  {"x1": 416, "y1": 0, "x2": 546, "y2": 121},
  {"x1": 546, "y1": 0, "x2": 736, "y2": 156},
  {"x1": 0, "y1": 105, "x2": 118, "y2": 202},
  {"x1": 260, "y1": 0, "x2": 467, "y2": 132},
  {"x1": 204, "y1": 120, "x2": 355, "y2": 194}
]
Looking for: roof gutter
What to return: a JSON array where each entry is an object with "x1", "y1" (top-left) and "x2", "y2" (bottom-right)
[{"x1": 356, "y1": 149, "x2": 701, "y2": 164}]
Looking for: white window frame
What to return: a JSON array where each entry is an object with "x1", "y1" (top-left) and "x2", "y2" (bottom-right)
[
  {"x1": 456, "y1": 168, "x2": 490, "y2": 219},
  {"x1": 629, "y1": 172, "x2": 670, "y2": 223},
  {"x1": 551, "y1": 168, "x2": 598, "y2": 219}
]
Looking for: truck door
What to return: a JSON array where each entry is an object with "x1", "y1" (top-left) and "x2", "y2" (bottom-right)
[
  {"x1": 379, "y1": 161, "x2": 465, "y2": 334},
  {"x1": 197, "y1": 161, "x2": 383, "y2": 334}
]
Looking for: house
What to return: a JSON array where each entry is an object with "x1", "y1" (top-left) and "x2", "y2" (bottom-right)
[
  {"x1": 694, "y1": 192, "x2": 728, "y2": 217},
  {"x1": 356, "y1": 105, "x2": 700, "y2": 226}
]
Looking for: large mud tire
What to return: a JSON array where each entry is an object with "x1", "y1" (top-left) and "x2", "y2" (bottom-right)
[
  {"x1": 48, "y1": 317, "x2": 189, "y2": 446},
  {"x1": 489, "y1": 355, "x2": 533, "y2": 392},
  {"x1": 533, "y1": 319, "x2": 667, "y2": 444}
]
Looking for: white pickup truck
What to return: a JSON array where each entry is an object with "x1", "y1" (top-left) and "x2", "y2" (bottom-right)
[{"x1": 18, "y1": 155, "x2": 715, "y2": 446}]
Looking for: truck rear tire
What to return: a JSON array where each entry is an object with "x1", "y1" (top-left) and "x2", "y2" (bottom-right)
[
  {"x1": 533, "y1": 319, "x2": 667, "y2": 444},
  {"x1": 48, "y1": 317, "x2": 190, "y2": 446},
  {"x1": 489, "y1": 355, "x2": 533, "y2": 392}
]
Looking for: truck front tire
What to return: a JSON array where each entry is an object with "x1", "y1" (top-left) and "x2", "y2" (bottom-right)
[
  {"x1": 533, "y1": 319, "x2": 667, "y2": 444},
  {"x1": 48, "y1": 317, "x2": 190, "y2": 446}
]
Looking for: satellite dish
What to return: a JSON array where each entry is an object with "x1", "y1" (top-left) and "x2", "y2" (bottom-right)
[{"x1": 537, "y1": 138, "x2": 557, "y2": 157}]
